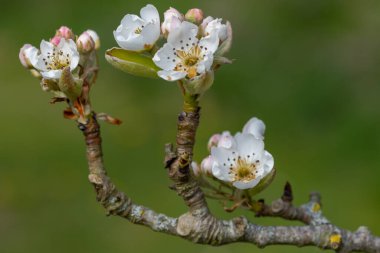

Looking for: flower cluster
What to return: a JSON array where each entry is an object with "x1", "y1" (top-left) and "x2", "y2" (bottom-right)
[
  {"x1": 19, "y1": 26, "x2": 100, "y2": 123},
  {"x1": 196, "y1": 117, "x2": 275, "y2": 191},
  {"x1": 112, "y1": 4, "x2": 232, "y2": 95}
]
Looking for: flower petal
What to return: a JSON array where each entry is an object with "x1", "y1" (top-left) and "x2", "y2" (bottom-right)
[
  {"x1": 168, "y1": 21, "x2": 198, "y2": 49},
  {"x1": 212, "y1": 163, "x2": 233, "y2": 182},
  {"x1": 243, "y1": 117, "x2": 266, "y2": 140},
  {"x1": 234, "y1": 133, "x2": 264, "y2": 162},
  {"x1": 199, "y1": 32, "x2": 219, "y2": 54},
  {"x1": 140, "y1": 4, "x2": 159, "y2": 23},
  {"x1": 41, "y1": 70, "x2": 62, "y2": 79},
  {"x1": 211, "y1": 146, "x2": 237, "y2": 166},
  {"x1": 140, "y1": 22, "x2": 160, "y2": 49},
  {"x1": 262, "y1": 150, "x2": 274, "y2": 174},
  {"x1": 233, "y1": 176, "x2": 262, "y2": 190},
  {"x1": 153, "y1": 43, "x2": 177, "y2": 70},
  {"x1": 40, "y1": 40, "x2": 54, "y2": 56},
  {"x1": 24, "y1": 46, "x2": 39, "y2": 68},
  {"x1": 157, "y1": 70, "x2": 186, "y2": 81},
  {"x1": 197, "y1": 51, "x2": 214, "y2": 73}
]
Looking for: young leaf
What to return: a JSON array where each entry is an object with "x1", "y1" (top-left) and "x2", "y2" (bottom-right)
[{"x1": 105, "y1": 47, "x2": 160, "y2": 79}]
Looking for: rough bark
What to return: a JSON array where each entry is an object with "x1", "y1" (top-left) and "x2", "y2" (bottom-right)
[{"x1": 79, "y1": 110, "x2": 380, "y2": 253}]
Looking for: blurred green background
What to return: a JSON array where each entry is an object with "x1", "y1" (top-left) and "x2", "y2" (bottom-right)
[{"x1": 1, "y1": 0, "x2": 380, "y2": 252}]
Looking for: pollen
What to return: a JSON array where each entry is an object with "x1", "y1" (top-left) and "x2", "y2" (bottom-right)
[
  {"x1": 229, "y1": 157, "x2": 257, "y2": 182},
  {"x1": 174, "y1": 45, "x2": 204, "y2": 79}
]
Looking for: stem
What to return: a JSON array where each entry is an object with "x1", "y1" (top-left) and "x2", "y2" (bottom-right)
[{"x1": 166, "y1": 93, "x2": 209, "y2": 215}]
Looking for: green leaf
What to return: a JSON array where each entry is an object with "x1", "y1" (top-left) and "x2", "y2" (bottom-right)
[{"x1": 105, "y1": 47, "x2": 160, "y2": 79}]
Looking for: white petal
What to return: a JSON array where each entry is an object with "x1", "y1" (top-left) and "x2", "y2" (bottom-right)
[
  {"x1": 211, "y1": 146, "x2": 237, "y2": 166},
  {"x1": 199, "y1": 32, "x2": 219, "y2": 54},
  {"x1": 24, "y1": 46, "x2": 39, "y2": 68},
  {"x1": 140, "y1": 4, "x2": 159, "y2": 23},
  {"x1": 262, "y1": 150, "x2": 274, "y2": 174},
  {"x1": 197, "y1": 51, "x2": 214, "y2": 73},
  {"x1": 157, "y1": 70, "x2": 186, "y2": 81},
  {"x1": 206, "y1": 18, "x2": 228, "y2": 42},
  {"x1": 153, "y1": 43, "x2": 178, "y2": 70},
  {"x1": 120, "y1": 14, "x2": 145, "y2": 29},
  {"x1": 41, "y1": 70, "x2": 62, "y2": 79},
  {"x1": 115, "y1": 33, "x2": 145, "y2": 51},
  {"x1": 233, "y1": 176, "x2": 262, "y2": 190},
  {"x1": 140, "y1": 22, "x2": 160, "y2": 48},
  {"x1": 40, "y1": 40, "x2": 54, "y2": 56},
  {"x1": 212, "y1": 163, "x2": 233, "y2": 182},
  {"x1": 234, "y1": 133, "x2": 264, "y2": 161},
  {"x1": 243, "y1": 117, "x2": 266, "y2": 140},
  {"x1": 168, "y1": 21, "x2": 198, "y2": 49}
]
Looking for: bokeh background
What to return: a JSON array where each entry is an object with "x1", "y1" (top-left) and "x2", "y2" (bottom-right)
[{"x1": 1, "y1": 0, "x2": 380, "y2": 252}]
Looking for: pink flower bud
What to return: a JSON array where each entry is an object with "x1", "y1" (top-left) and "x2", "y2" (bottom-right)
[
  {"x1": 76, "y1": 32, "x2": 95, "y2": 53},
  {"x1": 207, "y1": 133, "x2": 221, "y2": 151},
  {"x1": 185, "y1": 8, "x2": 204, "y2": 24},
  {"x1": 201, "y1": 156, "x2": 214, "y2": 175},
  {"x1": 161, "y1": 7, "x2": 184, "y2": 37},
  {"x1": 56, "y1": 26, "x2": 74, "y2": 40},
  {"x1": 85, "y1": 30, "x2": 100, "y2": 50},
  {"x1": 50, "y1": 35, "x2": 61, "y2": 46}
]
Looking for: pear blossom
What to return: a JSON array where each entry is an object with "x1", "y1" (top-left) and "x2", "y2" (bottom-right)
[
  {"x1": 56, "y1": 26, "x2": 74, "y2": 40},
  {"x1": 242, "y1": 117, "x2": 266, "y2": 140},
  {"x1": 153, "y1": 21, "x2": 219, "y2": 82},
  {"x1": 27, "y1": 39, "x2": 79, "y2": 79},
  {"x1": 161, "y1": 7, "x2": 184, "y2": 36},
  {"x1": 113, "y1": 4, "x2": 160, "y2": 51},
  {"x1": 211, "y1": 133, "x2": 274, "y2": 190}
]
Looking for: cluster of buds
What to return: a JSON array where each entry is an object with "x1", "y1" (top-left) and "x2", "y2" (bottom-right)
[
  {"x1": 19, "y1": 26, "x2": 101, "y2": 124},
  {"x1": 194, "y1": 117, "x2": 275, "y2": 192},
  {"x1": 108, "y1": 4, "x2": 232, "y2": 95}
]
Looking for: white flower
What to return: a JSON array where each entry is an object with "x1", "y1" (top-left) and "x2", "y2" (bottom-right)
[
  {"x1": 211, "y1": 133, "x2": 274, "y2": 190},
  {"x1": 113, "y1": 4, "x2": 160, "y2": 51},
  {"x1": 153, "y1": 21, "x2": 219, "y2": 82},
  {"x1": 201, "y1": 16, "x2": 228, "y2": 42},
  {"x1": 242, "y1": 117, "x2": 266, "y2": 140},
  {"x1": 161, "y1": 7, "x2": 184, "y2": 36},
  {"x1": 28, "y1": 39, "x2": 79, "y2": 79}
]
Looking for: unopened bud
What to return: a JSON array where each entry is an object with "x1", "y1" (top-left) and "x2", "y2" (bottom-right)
[
  {"x1": 85, "y1": 30, "x2": 100, "y2": 50},
  {"x1": 185, "y1": 8, "x2": 204, "y2": 24},
  {"x1": 50, "y1": 36, "x2": 61, "y2": 46},
  {"x1": 19, "y1": 44, "x2": 37, "y2": 69},
  {"x1": 77, "y1": 32, "x2": 95, "y2": 53},
  {"x1": 207, "y1": 133, "x2": 221, "y2": 151},
  {"x1": 161, "y1": 7, "x2": 184, "y2": 37},
  {"x1": 201, "y1": 156, "x2": 214, "y2": 176},
  {"x1": 56, "y1": 26, "x2": 74, "y2": 40},
  {"x1": 218, "y1": 131, "x2": 234, "y2": 149}
]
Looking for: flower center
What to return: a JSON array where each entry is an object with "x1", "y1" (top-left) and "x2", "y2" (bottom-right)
[
  {"x1": 230, "y1": 158, "x2": 257, "y2": 182},
  {"x1": 43, "y1": 48, "x2": 70, "y2": 71},
  {"x1": 134, "y1": 25, "x2": 145, "y2": 34},
  {"x1": 175, "y1": 45, "x2": 203, "y2": 79}
]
